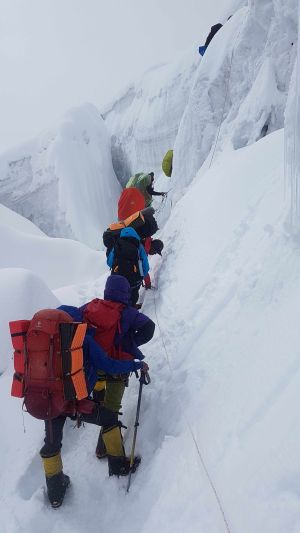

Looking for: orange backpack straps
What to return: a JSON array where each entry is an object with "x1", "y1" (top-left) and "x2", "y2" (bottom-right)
[
  {"x1": 9, "y1": 320, "x2": 30, "y2": 398},
  {"x1": 70, "y1": 323, "x2": 88, "y2": 400}
]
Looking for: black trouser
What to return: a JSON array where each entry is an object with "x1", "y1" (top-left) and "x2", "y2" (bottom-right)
[
  {"x1": 40, "y1": 404, "x2": 118, "y2": 457},
  {"x1": 130, "y1": 282, "x2": 142, "y2": 306}
]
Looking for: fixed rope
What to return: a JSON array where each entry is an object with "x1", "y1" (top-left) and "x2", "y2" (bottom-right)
[
  {"x1": 151, "y1": 282, "x2": 232, "y2": 533},
  {"x1": 208, "y1": 8, "x2": 250, "y2": 169},
  {"x1": 155, "y1": 193, "x2": 168, "y2": 215},
  {"x1": 141, "y1": 14, "x2": 251, "y2": 528}
]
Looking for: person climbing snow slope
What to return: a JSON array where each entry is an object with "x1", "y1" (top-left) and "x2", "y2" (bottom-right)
[
  {"x1": 78, "y1": 274, "x2": 155, "y2": 459},
  {"x1": 9, "y1": 307, "x2": 149, "y2": 508},
  {"x1": 126, "y1": 172, "x2": 166, "y2": 207},
  {"x1": 107, "y1": 227, "x2": 150, "y2": 306}
]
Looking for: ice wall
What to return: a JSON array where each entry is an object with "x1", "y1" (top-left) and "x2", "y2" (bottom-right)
[
  {"x1": 284, "y1": 2, "x2": 300, "y2": 229},
  {"x1": 172, "y1": 0, "x2": 298, "y2": 193},
  {"x1": 0, "y1": 104, "x2": 121, "y2": 248},
  {"x1": 103, "y1": 0, "x2": 297, "y2": 199},
  {"x1": 102, "y1": 50, "x2": 199, "y2": 186}
]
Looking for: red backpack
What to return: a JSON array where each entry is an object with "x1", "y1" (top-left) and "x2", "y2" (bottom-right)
[
  {"x1": 83, "y1": 299, "x2": 134, "y2": 361},
  {"x1": 9, "y1": 309, "x2": 90, "y2": 420},
  {"x1": 118, "y1": 188, "x2": 145, "y2": 221}
]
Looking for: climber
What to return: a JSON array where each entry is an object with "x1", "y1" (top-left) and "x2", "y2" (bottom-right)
[
  {"x1": 107, "y1": 227, "x2": 149, "y2": 306},
  {"x1": 126, "y1": 172, "x2": 166, "y2": 207},
  {"x1": 77, "y1": 274, "x2": 155, "y2": 460},
  {"x1": 146, "y1": 172, "x2": 167, "y2": 205},
  {"x1": 199, "y1": 22, "x2": 223, "y2": 56},
  {"x1": 9, "y1": 307, "x2": 149, "y2": 508},
  {"x1": 103, "y1": 206, "x2": 158, "y2": 258}
]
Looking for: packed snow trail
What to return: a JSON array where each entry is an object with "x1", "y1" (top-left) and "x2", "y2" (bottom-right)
[{"x1": 151, "y1": 284, "x2": 232, "y2": 533}]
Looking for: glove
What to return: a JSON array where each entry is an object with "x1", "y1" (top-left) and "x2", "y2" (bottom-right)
[{"x1": 141, "y1": 362, "x2": 149, "y2": 373}]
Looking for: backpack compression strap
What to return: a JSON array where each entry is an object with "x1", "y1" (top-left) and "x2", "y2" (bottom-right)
[{"x1": 60, "y1": 322, "x2": 88, "y2": 401}]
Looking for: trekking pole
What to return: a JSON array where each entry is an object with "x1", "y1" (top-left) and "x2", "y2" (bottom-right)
[{"x1": 126, "y1": 370, "x2": 151, "y2": 493}]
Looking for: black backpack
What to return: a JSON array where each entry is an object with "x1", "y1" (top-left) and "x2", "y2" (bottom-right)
[
  {"x1": 103, "y1": 207, "x2": 158, "y2": 256},
  {"x1": 137, "y1": 213, "x2": 158, "y2": 239},
  {"x1": 111, "y1": 237, "x2": 142, "y2": 285}
]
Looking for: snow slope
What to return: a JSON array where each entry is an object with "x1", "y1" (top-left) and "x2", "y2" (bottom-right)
[
  {"x1": 0, "y1": 104, "x2": 121, "y2": 248},
  {"x1": 1, "y1": 0, "x2": 300, "y2": 531},
  {"x1": 0, "y1": 203, "x2": 45, "y2": 237},
  {"x1": 1, "y1": 129, "x2": 300, "y2": 533},
  {"x1": 147, "y1": 129, "x2": 300, "y2": 533},
  {"x1": 0, "y1": 207, "x2": 106, "y2": 290}
]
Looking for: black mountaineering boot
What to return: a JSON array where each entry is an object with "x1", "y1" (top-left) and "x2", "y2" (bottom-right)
[
  {"x1": 108, "y1": 456, "x2": 141, "y2": 477},
  {"x1": 46, "y1": 472, "x2": 70, "y2": 508}
]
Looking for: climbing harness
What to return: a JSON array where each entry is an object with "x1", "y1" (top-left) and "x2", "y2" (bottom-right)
[{"x1": 151, "y1": 277, "x2": 232, "y2": 533}]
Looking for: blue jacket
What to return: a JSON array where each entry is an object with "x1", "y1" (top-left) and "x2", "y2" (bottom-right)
[
  {"x1": 58, "y1": 304, "x2": 144, "y2": 393},
  {"x1": 107, "y1": 227, "x2": 150, "y2": 277}
]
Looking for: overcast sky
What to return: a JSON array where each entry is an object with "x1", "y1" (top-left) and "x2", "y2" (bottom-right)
[{"x1": 0, "y1": 0, "x2": 231, "y2": 153}]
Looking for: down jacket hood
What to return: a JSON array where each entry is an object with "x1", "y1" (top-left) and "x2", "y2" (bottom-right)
[
  {"x1": 104, "y1": 274, "x2": 130, "y2": 305},
  {"x1": 120, "y1": 227, "x2": 141, "y2": 241}
]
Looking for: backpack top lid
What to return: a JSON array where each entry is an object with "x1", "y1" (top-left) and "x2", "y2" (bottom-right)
[
  {"x1": 118, "y1": 188, "x2": 145, "y2": 221},
  {"x1": 28, "y1": 308, "x2": 73, "y2": 335}
]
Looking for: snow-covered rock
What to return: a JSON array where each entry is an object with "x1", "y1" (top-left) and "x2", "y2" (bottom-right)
[{"x1": 0, "y1": 104, "x2": 121, "y2": 248}]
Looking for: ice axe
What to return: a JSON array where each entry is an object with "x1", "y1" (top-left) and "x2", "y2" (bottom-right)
[{"x1": 126, "y1": 370, "x2": 151, "y2": 492}]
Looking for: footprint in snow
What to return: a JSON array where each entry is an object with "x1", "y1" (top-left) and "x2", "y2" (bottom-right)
[{"x1": 17, "y1": 454, "x2": 43, "y2": 501}]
